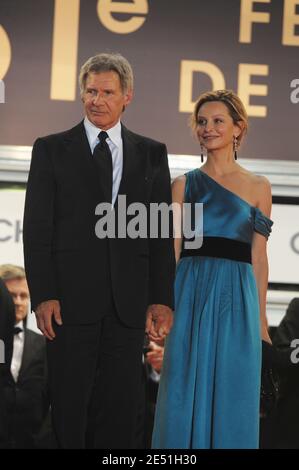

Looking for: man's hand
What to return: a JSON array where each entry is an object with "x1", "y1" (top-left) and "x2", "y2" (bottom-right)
[
  {"x1": 35, "y1": 300, "x2": 62, "y2": 340},
  {"x1": 145, "y1": 304, "x2": 173, "y2": 341}
]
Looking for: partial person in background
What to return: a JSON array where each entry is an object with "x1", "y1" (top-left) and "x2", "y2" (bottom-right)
[
  {"x1": 0, "y1": 264, "x2": 52, "y2": 448},
  {"x1": 146, "y1": 340, "x2": 164, "y2": 376},
  {"x1": 260, "y1": 298, "x2": 299, "y2": 448},
  {"x1": 0, "y1": 277, "x2": 15, "y2": 448},
  {"x1": 135, "y1": 338, "x2": 164, "y2": 449},
  {"x1": 144, "y1": 339, "x2": 164, "y2": 448},
  {"x1": 152, "y1": 90, "x2": 273, "y2": 449}
]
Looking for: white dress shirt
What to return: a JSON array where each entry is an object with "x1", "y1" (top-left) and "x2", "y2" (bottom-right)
[
  {"x1": 11, "y1": 320, "x2": 24, "y2": 382},
  {"x1": 84, "y1": 117, "x2": 123, "y2": 206}
]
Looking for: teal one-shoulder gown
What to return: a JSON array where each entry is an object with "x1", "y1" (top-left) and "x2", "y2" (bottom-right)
[{"x1": 152, "y1": 169, "x2": 273, "y2": 449}]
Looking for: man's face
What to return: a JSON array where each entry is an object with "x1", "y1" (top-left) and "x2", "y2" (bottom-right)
[
  {"x1": 82, "y1": 71, "x2": 132, "y2": 130},
  {"x1": 5, "y1": 278, "x2": 30, "y2": 323}
]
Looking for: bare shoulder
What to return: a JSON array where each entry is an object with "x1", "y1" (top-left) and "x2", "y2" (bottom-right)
[
  {"x1": 172, "y1": 174, "x2": 186, "y2": 187},
  {"x1": 237, "y1": 167, "x2": 272, "y2": 213},
  {"x1": 172, "y1": 175, "x2": 186, "y2": 203},
  {"x1": 239, "y1": 168, "x2": 271, "y2": 193},
  {"x1": 251, "y1": 173, "x2": 271, "y2": 188},
  {"x1": 248, "y1": 173, "x2": 272, "y2": 215},
  {"x1": 251, "y1": 173, "x2": 272, "y2": 197}
]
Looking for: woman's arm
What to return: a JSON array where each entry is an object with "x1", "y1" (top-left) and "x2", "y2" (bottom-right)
[
  {"x1": 172, "y1": 175, "x2": 186, "y2": 264},
  {"x1": 251, "y1": 176, "x2": 272, "y2": 343}
]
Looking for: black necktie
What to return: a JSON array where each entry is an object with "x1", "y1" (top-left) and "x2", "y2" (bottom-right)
[
  {"x1": 93, "y1": 131, "x2": 113, "y2": 203},
  {"x1": 13, "y1": 326, "x2": 23, "y2": 335}
]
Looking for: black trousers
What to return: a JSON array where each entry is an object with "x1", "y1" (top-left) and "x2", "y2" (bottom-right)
[{"x1": 47, "y1": 308, "x2": 145, "y2": 449}]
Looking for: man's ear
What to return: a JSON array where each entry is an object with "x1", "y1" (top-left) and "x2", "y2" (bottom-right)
[{"x1": 124, "y1": 89, "x2": 133, "y2": 107}]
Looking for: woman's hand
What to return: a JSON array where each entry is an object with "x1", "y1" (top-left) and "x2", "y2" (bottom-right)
[{"x1": 261, "y1": 327, "x2": 272, "y2": 344}]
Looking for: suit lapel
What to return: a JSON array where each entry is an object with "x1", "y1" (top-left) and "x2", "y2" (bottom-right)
[
  {"x1": 118, "y1": 124, "x2": 147, "y2": 200},
  {"x1": 18, "y1": 329, "x2": 32, "y2": 379},
  {"x1": 63, "y1": 122, "x2": 148, "y2": 203},
  {"x1": 63, "y1": 121, "x2": 104, "y2": 201}
]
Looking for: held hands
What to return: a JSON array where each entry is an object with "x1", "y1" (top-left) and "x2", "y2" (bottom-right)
[
  {"x1": 145, "y1": 304, "x2": 173, "y2": 341},
  {"x1": 261, "y1": 319, "x2": 272, "y2": 345},
  {"x1": 145, "y1": 340, "x2": 164, "y2": 373},
  {"x1": 262, "y1": 327, "x2": 272, "y2": 345},
  {"x1": 35, "y1": 299, "x2": 62, "y2": 340}
]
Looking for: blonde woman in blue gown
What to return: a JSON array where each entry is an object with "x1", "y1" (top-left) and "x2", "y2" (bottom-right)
[{"x1": 152, "y1": 90, "x2": 273, "y2": 449}]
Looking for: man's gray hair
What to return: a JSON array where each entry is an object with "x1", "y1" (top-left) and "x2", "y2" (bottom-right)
[{"x1": 79, "y1": 53, "x2": 134, "y2": 97}]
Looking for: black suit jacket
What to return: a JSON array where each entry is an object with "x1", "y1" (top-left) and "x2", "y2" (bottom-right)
[
  {"x1": 273, "y1": 298, "x2": 299, "y2": 352},
  {"x1": 4, "y1": 327, "x2": 51, "y2": 448},
  {"x1": 0, "y1": 278, "x2": 14, "y2": 370},
  {"x1": 0, "y1": 279, "x2": 15, "y2": 448},
  {"x1": 23, "y1": 122, "x2": 175, "y2": 327}
]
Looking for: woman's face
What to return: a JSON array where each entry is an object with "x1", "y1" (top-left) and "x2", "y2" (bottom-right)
[{"x1": 196, "y1": 101, "x2": 240, "y2": 152}]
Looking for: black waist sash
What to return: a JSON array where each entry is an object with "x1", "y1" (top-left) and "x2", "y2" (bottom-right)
[{"x1": 180, "y1": 236, "x2": 252, "y2": 264}]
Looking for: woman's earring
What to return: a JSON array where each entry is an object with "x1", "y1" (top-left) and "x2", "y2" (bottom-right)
[
  {"x1": 200, "y1": 143, "x2": 204, "y2": 163},
  {"x1": 233, "y1": 136, "x2": 238, "y2": 160}
]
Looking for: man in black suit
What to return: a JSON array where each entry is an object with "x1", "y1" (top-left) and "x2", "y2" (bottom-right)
[
  {"x1": 259, "y1": 298, "x2": 299, "y2": 448},
  {"x1": 0, "y1": 277, "x2": 15, "y2": 448},
  {"x1": 0, "y1": 277, "x2": 14, "y2": 370},
  {"x1": 0, "y1": 264, "x2": 51, "y2": 448},
  {"x1": 23, "y1": 53, "x2": 175, "y2": 449},
  {"x1": 143, "y1": 340, "x2": 164, "y2": 447}
]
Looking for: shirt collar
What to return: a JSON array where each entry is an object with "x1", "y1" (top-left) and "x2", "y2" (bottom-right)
[
  {"x1": 15, "y1": 320, "x2": 23, "y2": 329},
  {"x1": 84, "y1": 117, "x2": 122, "y2": 149}
]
